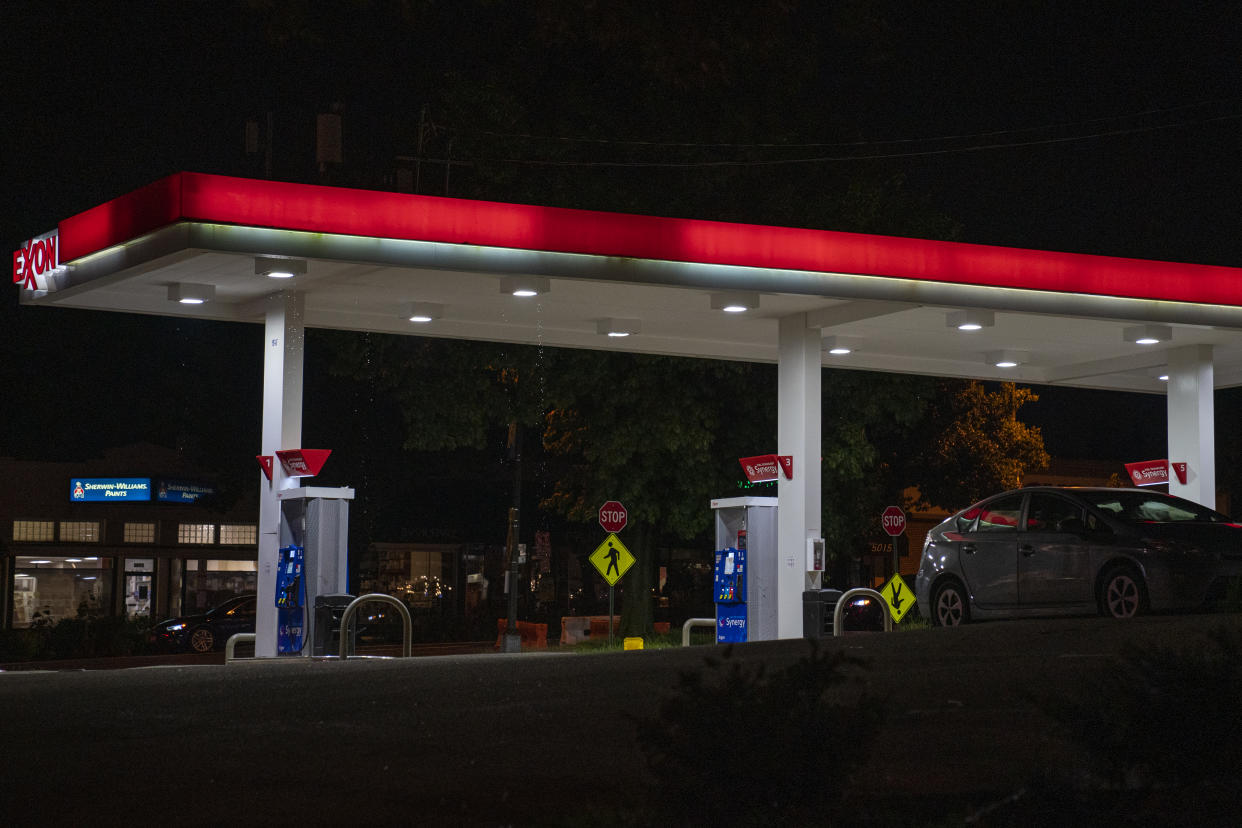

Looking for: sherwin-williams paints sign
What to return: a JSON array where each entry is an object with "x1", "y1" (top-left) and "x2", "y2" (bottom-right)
[
  {"x1": 70, "y1": 478, "x2": 152, "y2": 501},
  {"x1": 156, "y1": 480, "x2": 215, "y2": 503}
]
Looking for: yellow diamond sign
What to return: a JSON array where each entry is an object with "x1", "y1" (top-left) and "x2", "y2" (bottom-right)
[
  {"x1": 880, "y1": 574, "x2": 916, "y2": 623},
  {"x1": 590, "y1": 533, "x2": 635, "y2": 586}
]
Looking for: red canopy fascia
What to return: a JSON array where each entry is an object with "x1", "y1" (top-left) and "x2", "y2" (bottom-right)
[{"x1": 55, "y1": 171, "x2": 1242, "y2": 307}]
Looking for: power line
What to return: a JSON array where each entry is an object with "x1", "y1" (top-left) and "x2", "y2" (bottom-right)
[{"x1": 447, "y1": 97, "x2": 1242, "y2": 152}]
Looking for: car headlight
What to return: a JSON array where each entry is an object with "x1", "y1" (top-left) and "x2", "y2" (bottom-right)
[{"x1": 167, "y1": 623, "x2": 187, "y2": 632}]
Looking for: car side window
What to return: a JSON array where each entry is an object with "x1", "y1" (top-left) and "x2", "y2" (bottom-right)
[
  {"x1": 1026, "y1": 493, "x2": 1084, "y2": 533},
  {"x1": 228, "y1": 598, "x2": 256, "y2": 618},
  {"x1": 1084, "y1": 512, "x2": 1110, "y2": 534},
  {"x1": 955, "y1": 505, "x2": 982, "y2": 533},
  {"x1": 975, "y1": 494, "x2": 1024, "y2": 533}
]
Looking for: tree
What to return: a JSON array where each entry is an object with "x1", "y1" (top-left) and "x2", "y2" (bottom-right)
[
  {"x1": 541, "y1": 352, "x2": 774, "y2": 636},
  {"x1": 815, "y1": 374, "x2": 1048, "y2": 584},
  {"x1": 909, "y1": 380, "x2": 1050, "y2": 511}
]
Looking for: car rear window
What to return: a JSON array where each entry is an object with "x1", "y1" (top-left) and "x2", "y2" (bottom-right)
[{"x1": 1082, "y1": 490, "x2": 1229, "y2": 523}]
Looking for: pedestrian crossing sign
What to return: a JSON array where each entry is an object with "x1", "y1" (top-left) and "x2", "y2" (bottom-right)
[
  {"x1": 590, "y1": 533, "x2": 635, "y2": 586},
  {"x1": 880, "y1": 574, "x2": 915, "y2": 623}
]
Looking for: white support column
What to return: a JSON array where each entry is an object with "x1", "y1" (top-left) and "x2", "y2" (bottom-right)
[
  {"x1": 776, "y1": 314, "x2": 822, "y2": 639},
  {"x1": 1166, "y1": 345, "x2": 1215, "y2": 509},
  {"x1": 256, "y1": 291, "x2": 306, "y2": 657}
]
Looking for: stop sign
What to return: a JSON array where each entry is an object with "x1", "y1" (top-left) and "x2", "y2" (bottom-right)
[
  {"x1": 599, "y1": 500, "x2": 628, "y2": 533},
  {"x1": 881, "y1": 505, "x2": 906, "y2": 536}
]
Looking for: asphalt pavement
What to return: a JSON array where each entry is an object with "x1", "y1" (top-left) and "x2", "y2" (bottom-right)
[{"x1": 3, "y1": 614, "x2": 1239, "y2": 825}]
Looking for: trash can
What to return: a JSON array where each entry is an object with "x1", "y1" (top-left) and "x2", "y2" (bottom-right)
[
  {"x1": 802, "y1": 588, "x2": 843, "y2": 639},
  {"x1": 313, "y1": 593, "x2": 356, "y2": 656}
]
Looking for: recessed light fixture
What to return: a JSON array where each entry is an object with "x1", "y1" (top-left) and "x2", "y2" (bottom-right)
[
  {"x1": 597, "y1": 318, "x2": 641, "y2": 338},
  {"x1": 167, "y1": 283, "x2": 215, "y2": 305},
  {"x1": 986, "y1": 349, "x2": 1028, "y2": 368},
  {"x1": 1123, "y1": 324, "x2": 1172, "y2": 345},
  {"x1": 254, "y1": 256, "x2": 307, "y2": 279},
  {"x1": 947, "y1": 310, "x2": 994, "y2": 331},
  {"x1": 710, "y1": 292, "x2": 760, "y2": 313},
  {"x1": 404, "y1": 302, "x2": 444, "y2": 323},
  {"x1": 822, "y1": 336, "x2": 858, "y2": 356},
  {"x1": 500, "y1": 276, "x2": 550, "y2": 297}
]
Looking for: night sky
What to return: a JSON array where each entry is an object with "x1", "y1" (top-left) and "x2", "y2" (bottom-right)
[{"x1": 4, "y1": 1, "x2": 1241, "y2": 470}]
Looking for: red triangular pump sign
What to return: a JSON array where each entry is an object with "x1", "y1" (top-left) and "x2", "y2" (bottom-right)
[{"x1": 275, "y1": 449, "x2": 332, "y2": 478}]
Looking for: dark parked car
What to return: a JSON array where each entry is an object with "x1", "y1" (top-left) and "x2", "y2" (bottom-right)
[
  {"x1": 148, "y1": 594, "x2": 256, "y2": 653},
  {"x1": 915, "y1": 487, "x2": 1242, "y2": 626}
]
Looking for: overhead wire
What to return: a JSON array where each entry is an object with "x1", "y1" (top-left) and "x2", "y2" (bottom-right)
[{"x1": 434, "y1": 98, "x2": 1242, "y2": 168}]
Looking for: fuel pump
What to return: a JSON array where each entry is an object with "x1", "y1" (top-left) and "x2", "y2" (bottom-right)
[
  {"x1": 275, "y1": 544, "x2": 306, "y2": 653},
  {"x1": 713, "y1": 547, "x2": 747, "y2": 642},
  {"x1": 709, "y1": 497, "x2": 778, "y2": 642},
  {"x1": 276, "y1": 486, "x2": 354, "y2": 656}
]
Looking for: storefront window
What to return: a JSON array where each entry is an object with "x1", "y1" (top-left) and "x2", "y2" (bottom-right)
[
  {"x1": 124, "y1": 522, "x2": 156, "y2": 544},
  {"x1": 124, "y1": 559, "x2": 155, "y2": 618},
  {"x1": 60, "y1": 521, "x2": 101, "y2": 542},
  {"x1": 12, "y1": 556, "x2": 114, "y2": 628},
  {"x1": 178, "y1": 523, "x2": 217, "y2": 544},
  {"x1": 219, "y1": 524, "x2": 257, "y2": 545},
  {"x1": 12, "y1": 520, "x2": 55, "y2": 542},
  {"x1": 183, "y1": 559, "x2": 257, "y2": 613}
]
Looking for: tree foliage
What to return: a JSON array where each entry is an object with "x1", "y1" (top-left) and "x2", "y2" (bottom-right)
[
  {"x1": 910, "y1": 380, "x2": 1050, "y2": 511},
  {"x1": 815, "y1": 374, "x2": 1048, "y2": 576}
]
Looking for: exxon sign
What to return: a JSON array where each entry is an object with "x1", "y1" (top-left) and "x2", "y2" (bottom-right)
[{"x1": 13, "y1": 230, "x2": 61, "y2": 291}]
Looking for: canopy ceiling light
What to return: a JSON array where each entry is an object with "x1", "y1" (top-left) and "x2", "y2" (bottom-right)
[
  {"x1": 596, "y1": 317, "x2": 641, "y2": 338},
  {"x1": 821, "y1": 335, "x2": 859, "y2": 356},
  {"x1": 710, "y1": 291, "x2": 760, "y2": 313},
  {"x1": 254, "y1": 256, "x2": 307, "y2": 279},
  {"x1": 167, "y1": 283, "x2": 215, "y2": 305},
  {"x1": 947, "y1": 309, "x2": 994, "y2": 331},
  {"x1": 404, "y1": 302, "x2": 444, "y2": 323},
  {"x1": 1123, "y1": 324, "x2": 1172, "y2": 345},
  {"x1": 985, "y1": 349, "x2": 1028, "y2": 368},
  {"x1": 499, "y1": 275, "x2": 550, "y2": 297}
]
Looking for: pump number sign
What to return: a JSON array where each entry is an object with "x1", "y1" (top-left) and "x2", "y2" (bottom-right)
[{"x1": 590, "y1": 533, "x2": 635, "y2": 586}]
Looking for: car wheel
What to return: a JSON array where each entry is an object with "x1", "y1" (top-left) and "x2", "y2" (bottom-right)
[
  {"x1": 931, "y1": 580, "x2": 969, "y2": 627},
  {"x1": 189, "y1": 627, "x2": 216, "y2": 653},
  {"x1": 1100, "y1": 566, "x2": 1146, "y2": 619}
]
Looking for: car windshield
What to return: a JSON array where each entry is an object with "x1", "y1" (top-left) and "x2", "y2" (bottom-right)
[{"x1": 1078, "y1": 490, "x2": 1231, "y2": 524}]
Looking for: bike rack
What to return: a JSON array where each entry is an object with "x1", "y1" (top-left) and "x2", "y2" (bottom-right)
[
  {"x1": 832, "y1": 587, "x2": 892, "y2": 636},
  {"x1": 339, "y1": 593, "x2": 413, "y2": 658},
  {"x1": 225, "y1": 632, "x2": 256, "y2": 663},
  {"x1": 681, "y1": 617, "x2": 716, "y2": 646}
]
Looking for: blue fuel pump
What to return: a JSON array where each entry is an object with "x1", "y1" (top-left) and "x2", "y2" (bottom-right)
[
  {"x1": 276, "y1": 544, "x2": 306, "y2": 653},
  {"x1": 713, "y1": 547, "x2": 747, "y2": 643}
]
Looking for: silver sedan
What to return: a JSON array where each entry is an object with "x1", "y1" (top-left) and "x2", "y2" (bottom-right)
[{"x1": 915, "y1": 486, "x2": 1242, "y2": 626}]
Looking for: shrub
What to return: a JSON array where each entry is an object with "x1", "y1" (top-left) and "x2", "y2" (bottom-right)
[
  {"x1": 633, "y1": 641, "x2": 881, "y2": 826},
  {"x1": 1049, "y1": 626, "x2": 1242, "y2": 790}
]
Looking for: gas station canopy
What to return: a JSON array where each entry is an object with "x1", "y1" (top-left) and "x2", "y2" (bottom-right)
[
  {"x1": 17, "y1": 171, "x2": 1242, "y2": 393},
  {"x1": 16, "y1": 171, "x2": 1242, "y2": 644}
]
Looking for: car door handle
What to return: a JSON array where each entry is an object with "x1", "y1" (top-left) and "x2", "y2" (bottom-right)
[
  {"x1": 1020, "y1": 545, "x2": 1035, "y2": 556},
  {"x1": 961, "y1": 544, "x2": 976, "y2": 554}
]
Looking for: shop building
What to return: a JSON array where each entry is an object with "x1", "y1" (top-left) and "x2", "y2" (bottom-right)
[{"x1": 0, "y1": 444, "x2": 258, "y2": 629}]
